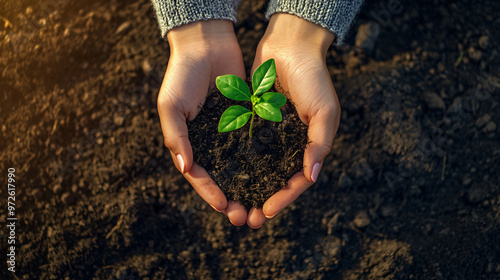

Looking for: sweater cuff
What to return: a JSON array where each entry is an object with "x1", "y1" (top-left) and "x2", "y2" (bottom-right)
[
  {"x1": 266, "y1": 0, "x2": 363, "y2": 44},
  {"x1": 151, "y1": 0, "x2": 241, "y2": 37}
]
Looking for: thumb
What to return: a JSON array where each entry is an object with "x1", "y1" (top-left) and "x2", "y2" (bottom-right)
[
  {"x1": 158, "y1": 99, "x2": 193, "y2": 174},
  {"x1": 303, "y1": 106, "x2": 339, "y2": 183},
  {"x1": 250, "y1": 48, "x2": 266, "y2": 78}
]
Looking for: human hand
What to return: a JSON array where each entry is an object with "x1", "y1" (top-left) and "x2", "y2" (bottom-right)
[
  {"x1": 247, "y1": 13, "x2": 340, "y2": 229},
  {"x1": 157, "y1": 20, "x2": 248, "y2": 226}
]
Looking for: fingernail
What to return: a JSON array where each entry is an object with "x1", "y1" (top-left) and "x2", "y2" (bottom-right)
[
  {"x1": 311, "y1": 162, "x2": 321, "y2": 183},
  {"x1": 265, "y1": 212, "x2": 278, "y2": 219},
  {"x1": 176, "y1": 154, "x2": 185, "y2": 173},
  {"x1": 249, "y1": 224, "x2": 263, "y2": 229},
  {"x1": 210, "y1": 204, "x2": 222, "y2": 212}
]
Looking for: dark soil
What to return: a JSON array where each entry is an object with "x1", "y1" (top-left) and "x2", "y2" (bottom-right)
[
  {"x1": 188, "y1": 88, "x2": 307, "y2": 209},
  {"x1": 1, "y1": 0, "x2": 500, "y2": 279}
]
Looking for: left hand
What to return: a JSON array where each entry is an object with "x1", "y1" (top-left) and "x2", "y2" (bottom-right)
[
  {"x1": 157, "y1": 20, "x2": 249, "y2": 226},
  {"x1": 246, "y1": 13, "x2": 340, "y2": 229}
]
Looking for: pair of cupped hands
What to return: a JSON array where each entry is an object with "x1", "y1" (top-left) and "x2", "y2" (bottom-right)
[{"x1": 158, "y1": 14, "x2": 340, "y2": 229}]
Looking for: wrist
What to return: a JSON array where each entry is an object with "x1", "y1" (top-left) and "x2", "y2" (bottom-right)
[
  {"x1": 167, "y1": 20, "x2": 237, "y2": 52},
  {"x1": 263, "y1": 13, "x2": 335, "y2": 54}
]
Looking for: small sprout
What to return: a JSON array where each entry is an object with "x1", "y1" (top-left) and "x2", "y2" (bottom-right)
[{"x1": 216, "y1": 59, "x2": 286, "y2": 138}]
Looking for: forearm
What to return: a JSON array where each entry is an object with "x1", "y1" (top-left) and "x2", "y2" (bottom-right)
[
  {"x1": 151, "y1": 0, "x2": 242, "y2": 37},
  {"x1": 266, "y1": 0, "x2": 364, "y2": 44}
]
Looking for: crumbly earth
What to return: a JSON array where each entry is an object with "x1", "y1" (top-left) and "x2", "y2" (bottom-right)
[
  {"x1": 1, "y1": 0, "x2": 499, "y2": 279},
  {"x1": 188, "y1": 89, "x2": 307, "y2": 210}
]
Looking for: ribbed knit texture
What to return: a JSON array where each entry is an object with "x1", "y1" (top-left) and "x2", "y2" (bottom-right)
[
  {"x1": 151, "y1": 0, "x2": 363, "y2": 44},
  {"x1": 151, "y1": 0, "x2": 241, "y2": 37},
  {"x1": 266, "y1": 0, "x2": 363, "y2": 44}
]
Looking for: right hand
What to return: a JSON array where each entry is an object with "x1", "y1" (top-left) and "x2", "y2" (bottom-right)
[
  {"x1": 247, "y1": 13, "x2": 340, "y2": 229},
  {"x1": 158, "y1": 20, "x2": 248, "y2": 226}
]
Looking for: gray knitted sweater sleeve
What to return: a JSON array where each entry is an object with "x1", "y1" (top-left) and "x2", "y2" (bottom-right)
[
  {"x1": 151, "y1": 0, "x2": 362, "y2": 43},
  {"x1": 151, "y1": 0, "x2": 242, "y2": 37},
  {"x1": 266, "y1": 0, "x2": 363, "y2": 44}
]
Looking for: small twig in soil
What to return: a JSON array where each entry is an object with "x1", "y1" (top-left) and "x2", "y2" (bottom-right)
[
  {"x1": 401, "y1": 191, "x2": 408, "y2": 209},
  {"x1": 290, "y1": 150, "x2": 299, "y2": 159},
  {"x1": 441, "y1": 151, "x2": 447, "y2": 181},
  {"x1": 45, "y1": 120, "x2": 59, "y2": 147},
  {"x1": 454, "y1": 52, "x2": 464, "y2": 67},
  {"x1": 482, "y1": 210, "x2": 500, "y2": 233},
  {"x1": 106, "y1": 214, "x2": 124, "y2": 239},
  {"x1": 110, "y1": 178, "x2": 123, "y2": 190},
  {"x1": 22, "y1": 153, "x2": 36, "y2": 172},
  {"x1": 11, "y1": 273, "x2": 20, "y2": 280},
  {"x1": 39, "y1": 103, "x2": 50, "y2": 114},
  {"x1": 366, "y1": 229, "x2": 389, "y2": 239},
  {"x1": 39, "y1": 264, "x2": 49, "y2": 269},
  {"x1": 0, "y1": 15, "x2": 13, "y2": 28},
  {"x1": 51, "y1": 120, "x2": 58, "y2": 135}
]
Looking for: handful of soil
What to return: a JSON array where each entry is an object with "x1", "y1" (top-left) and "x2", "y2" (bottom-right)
[{"x1": 187, "y1": 88, "x2": 308, "y2": 209}]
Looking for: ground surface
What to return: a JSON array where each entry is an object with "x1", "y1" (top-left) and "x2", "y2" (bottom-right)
[{"x1": 0, "y1": 0, "x2": 499, "y2": 279}]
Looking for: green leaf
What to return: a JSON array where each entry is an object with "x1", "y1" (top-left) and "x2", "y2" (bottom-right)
[
  {"x1": 218, "y1": 105, "x2": 252, "y2": 132},
  {"x1": 252, "y1": 58, "x2": 276, "y2": 97},
  {"x1": 260, "y1": 92, "x2": 286, "y2": 108},
  {"x1": 216, "y1": 75, "x2": 251, "y2": 101},
  {"x1": 255, "y1": 102, "x2": 282, "y2": 122}
]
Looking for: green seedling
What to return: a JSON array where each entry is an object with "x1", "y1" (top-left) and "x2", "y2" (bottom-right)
[{"x1": 216, "y1": 58, "x2": 286, "y2": 138}]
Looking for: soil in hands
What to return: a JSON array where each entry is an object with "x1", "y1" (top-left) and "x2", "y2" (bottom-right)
[{"x1": 188, "y1": 86, "x2": 308, "y2": 209}]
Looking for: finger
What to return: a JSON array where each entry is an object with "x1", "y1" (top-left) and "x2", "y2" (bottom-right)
[
  {"x1": 212, "y1": 56, "x2": 246, "y2": 81},
  {"x1": 263, "y1": 171, "x2": 313, "y2": 218},
  {"x1": 158, "y1": 97, "x2": 194, "y2": 174},
  {"x1": 250, "y1": 44, "x2": 268, "y2": 76},
  {"x1": 183, "y1": 162, "x2": 227, "y2": 212},
  {"x1": 224, "y1": 201, "x2": 247, "y2": 226},
  {"x1": 247, "y1": 208, "x2": 267, "y2": 229},
  {"x1": 250, "y1": 57, "x2": 261, "y2": 77},
  {"x1": 157, "y1": 54, "x2": 211, "y2": 174},
  {"x1": 303, "y1": 106, "x2": 339, "y2": 183}
]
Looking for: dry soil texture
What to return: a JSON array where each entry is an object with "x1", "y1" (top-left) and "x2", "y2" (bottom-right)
[{"x1": 0, "y1": 0, "x2": 499, "y2": 279}]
